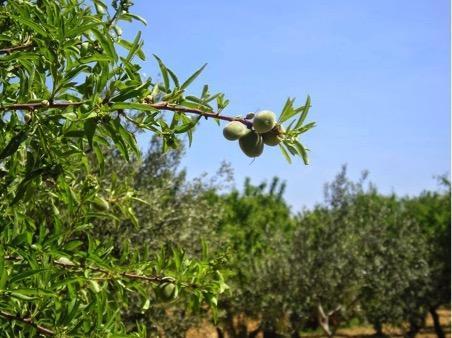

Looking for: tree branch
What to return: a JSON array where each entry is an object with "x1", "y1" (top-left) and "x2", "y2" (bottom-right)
[
  {"x1": 0, "y1": 100, "x2": 253, "y2": 127},
  {"x1": 5, "y1": 255, "x2": 165, "y2": 284},
  {"x1": 151, "y1": 101, "x2": 253, "y2": 127},
  {"x1": 54, "y1": 259, "x2": 201, "y2": 289},
  {"x1": 0, "y1": 43, "x2": 34, "y2": 55},
  {"x1": 53, "y1": 259, "x2": 164, "y2": 283},
  {"x1": 0, "y1": 310, "x2": 55, "y2": 336},
  {"x1": 0, "y1": 101, "x2": 84, "y2": 110}
]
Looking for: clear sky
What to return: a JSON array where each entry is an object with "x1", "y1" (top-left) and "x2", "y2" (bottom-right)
[{"x1": 128, "y1": 0, "x2": 450, "y2": 209}]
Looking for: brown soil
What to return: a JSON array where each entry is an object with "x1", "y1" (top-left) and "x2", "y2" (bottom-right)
[{"x1": 186, "y1": 309, "x2": 451, "y2": 338}]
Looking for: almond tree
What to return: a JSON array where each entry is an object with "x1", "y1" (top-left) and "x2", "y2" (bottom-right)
[{"x1": 0, "y1": 0, "x2": 314, "y2": 336}]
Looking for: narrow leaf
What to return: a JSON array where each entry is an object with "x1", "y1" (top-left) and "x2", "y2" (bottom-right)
[{"x1": 181, "y1": 63, "x2": 207, "y2": 89}]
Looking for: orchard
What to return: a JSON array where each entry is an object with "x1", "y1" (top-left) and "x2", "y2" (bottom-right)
[
  {"x1": 0, "y1": 1, "x2": 450, "y2": 338},
  {"x1": 0, "y1": 0, "x2": 314, "y2": 336}
]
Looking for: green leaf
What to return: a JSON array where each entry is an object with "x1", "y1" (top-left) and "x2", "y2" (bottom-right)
[
  {"x1": 91, "y1": 28, "x2": 117, "y2": 61},
  {"x1": 9, "y1": 268, "x2": 49, "y2": 284},
  {"x1": 0, "y1": 131, "x2": 28, "y2": 160},
  {"x1": 64, "y1": 64, "x2": 90, "y2": 82},
  {"x1": 110, "y1": 81, "x2": 150, "y2": 102},
  {"x1": 295, "y1": 95, "x2": 311, "y2": 128},
  {"x1": 181, "y1": 63, "x2": 207, "y2": 90},
  {"x1": 84, "y1": 118, "x2": 97, "y2": 149},
  {"x1": 64, "y1": 240, "x2": 84, "y2": 251},
  {"x1": 296, "y1": 121, "x2": 316, "y2": 134},
  {"x1": 167, "y1": 68, "x2": 180, "y2": 88},
  {"x1": 67, "y1": 21, "x2": 102, "y2": 38},
  {"x1": 125, "y1": 31, "x2": 143, "y2": 63},
  {"x1": 279, "y1": 144, "x2": 292, "y2": 164},
  {"x1": 293, "y1": 141, "x2": 309, "y2": 165},
  {"x1": 153, "y1": 54, "x2": 170, "y2": 90},
  {"x1": 118, "y1": 39, "x2": 145, "y2": 60},
  {"x1": 120, "y1": 13, "x2": 148, "y2": 25},
  {"x1": 278, "y1": 97, "x2": 296, "y2": 123},
  {"x1": 11, "y1": 15, "x2": 49, "y2": 37},
  {"x1": 11, "y1": 288, "x2": 57, "y2": 298},
  {"x1": 103, "y1": 120, "x2": 129, "y2": 160},
  {"x1": 0, "y1": 247, "x2": 7, "y2": 290},
  {"x1": 175, "y1": 115, "x2": 201, "y2": 134},
  {"x1": 79, "y1": 54, "x2": 113, "y2": 64}
]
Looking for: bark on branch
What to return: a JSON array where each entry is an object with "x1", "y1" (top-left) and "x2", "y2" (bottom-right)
[
  {"x1": 0, "y1": 43, "x2": 34, "y2": 54},
  {"x1": 0, "y1": 310, "x2": 55, "y2": 336},
  {"x1": 0, "y1": 100, "x2": 252, "y2": 127}
]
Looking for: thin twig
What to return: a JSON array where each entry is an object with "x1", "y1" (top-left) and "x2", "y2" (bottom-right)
[
  {"x1": 0, "y1": 101, "x2": 84, "y2": 110},
  {"x1": 151, "y1": 101, "x2": 252, "y2": 127},
  {"x1": 53, "y1": 259, "x2": 164, "y2": 283},
  {"x1": 0, "y1": 43, "x2": 34, "y2": 55},
  {"x1": 5, "y1": 255, "x2": 165, "y2": 283},
  {"x1": 0, "y1": 310, "x2": 55, "y2": 336},
  {"x1": 1, "y1": 100, "x2": 253, "y2": 127}
]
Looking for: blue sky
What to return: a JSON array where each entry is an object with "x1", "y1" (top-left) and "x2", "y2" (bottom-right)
[{"x1": 128, "y1": 0, "x2": 450, "y2": 209}]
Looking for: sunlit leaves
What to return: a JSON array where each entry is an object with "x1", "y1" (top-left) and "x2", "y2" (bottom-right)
[
  {"x1": 277, "y1": 96, "x2": 314, "y2": 164},
  {"x1": 0, "y1": 0, "x2": 230, "y2": 336},
  {"x1": 181, "y1": 63, "x2": 207, "y2": 90}
]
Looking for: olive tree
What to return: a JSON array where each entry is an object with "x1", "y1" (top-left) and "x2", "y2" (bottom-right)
[
  {"x1": 0, "y1": 0, "x2": 314, "y2": 336},
  {"x1": 401, "y1": 178, "x2": 451, "y2": 338},
  {"x1": 213, "y1": 177, "x2": 295, "y2": 338},
  {"x1": 289, "y1": 167, "x2": 431, "y2": 337}
]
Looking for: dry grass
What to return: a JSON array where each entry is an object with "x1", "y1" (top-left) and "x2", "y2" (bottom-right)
[{"x1": 187, "y1": 308, "x2": 451, "y2": 338}]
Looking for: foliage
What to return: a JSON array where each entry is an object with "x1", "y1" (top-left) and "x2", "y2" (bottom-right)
[
  {"x1": 0, "y1": 0, "x2": 314, "y2": 336},
  {"x1": 93, "y1": 138, "x2": 231, "y2": 336},
  {"x1": 0, "y1": 0, "x2": 447, "y2": 337},
  {"x1": 400, "y1": 177, "x2": 451, "y2": 337},
  {"x1": 210, "y1": 167, "x2": 447, "y2": 338},
  {"x1": 287, "y1": 168, "x2": 433, "y2": 336},
  {"x1": 214, "y1": 177, "x2": 294, "y2": 337}
]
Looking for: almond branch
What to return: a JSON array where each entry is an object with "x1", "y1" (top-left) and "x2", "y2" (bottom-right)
[
  {"x1": 0, "y1": 43, "x2": 34, "y2": 55},
  {"x1": 0, "y1": 310, "x2": 55, "y2": 336},
  {"x1": 0, "y1": 100, "x2": 252, "y2": 127}
]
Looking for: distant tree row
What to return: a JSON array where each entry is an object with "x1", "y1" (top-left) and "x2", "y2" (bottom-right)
[{"x1": 95, "y1": 144, "x2": 450, "y2": 338}]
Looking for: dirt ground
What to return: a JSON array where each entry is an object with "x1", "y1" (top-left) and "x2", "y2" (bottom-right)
[
  {"x1": 329, "y1": 308, "x2": 451, "y2": 338},
  {"x1": 186, "y1": 308, "x2": 451, "y2": 338}
]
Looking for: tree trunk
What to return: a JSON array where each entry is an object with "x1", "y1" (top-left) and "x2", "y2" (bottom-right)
[
  {"x1": 236, "y1": 316, "x2": 248, "y2": 338},
  {"x1": 373, "y1": 320, "x2": 385, "y2": 337},
  {"x1": 216, "y1": 327, "x2": 224, "y2": 338},
  {"x1": 289, "y1": 312, "x2": 301, "y2": 338},
  {"x1": 430, "y1": 307, "x2": 445, "y2": 338},
  {"x1": 248, "y1": 327, "x2": 261, "y2": 338},
  {"x1": 223, "y1": 312, "x2": 238, "y2": 338},
  {"x1": 405, "y1": 319, "x2": 421, "y2": 338},
  {"x1": 263, "y1": 329, "x2": 280, "y2": 338}
]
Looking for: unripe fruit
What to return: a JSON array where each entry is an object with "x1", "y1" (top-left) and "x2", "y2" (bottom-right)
[
  {"x1": 262, "y1": 126, "x2": 285, "y2": 146},
  {"x1": 159, "y1": 282, "x2": 176, "y2": 301},
  {"x1": 24, "y1": 112, "x2": 32, "y2": 123},
  {"x1": 223, "y1": 121, "x2": 247, "y2": 141},
  {"x1": 41, "y1": 99, "x2": 50, "y2": 107},
  {"x1": 239, "y1": 130, "x2": 264, "y2": 158},
  {"x1": 93, "y1": 196, "x2": 110, "y2": 211},
  {"x1": 253, "y1": 110, "x2": 276, "y2": 134}
]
